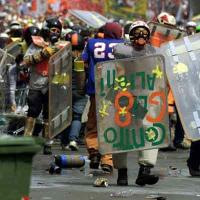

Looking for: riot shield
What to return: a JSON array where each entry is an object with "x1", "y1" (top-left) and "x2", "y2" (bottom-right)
[
  {"x1": 69, "y1": 9, "x2": 108, "y2": 28},
  {"x1": 160, "y1": 33, "x2": 200, "y2": 141},
  {"x1": 4, "y1": 42, "x2": 22, "y2": 58},
  {"x1": 148, "y1": 22, "x2": 186, "y2": 47},
  {"x1": 0, "y1": 48, "x2": 27, "y2": 135},
  {"x1": 95, "y1": 55, "x2": 169, "y2": 155},
  {"x1": 48, "y1": 43, "x2": 72, "y2": 139}
]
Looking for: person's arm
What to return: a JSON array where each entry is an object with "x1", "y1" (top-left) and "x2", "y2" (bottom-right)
[{"x1": 23, "y1": 44, "x2": 58, "y2": 65}]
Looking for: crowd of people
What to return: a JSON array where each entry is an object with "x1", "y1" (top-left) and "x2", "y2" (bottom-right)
[{"x1": 0, "y1": 5, "x2": 199, "y2": 188}]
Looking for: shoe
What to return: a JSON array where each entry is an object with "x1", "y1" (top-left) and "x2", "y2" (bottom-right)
[
  {"x1": 175, "y1": 139, "x2": 191, "y2": 149},
  {"x1": 160, "y1": 144, "x2": 176, "y2": 151},
  {"x1": 69, "y1": 141, "x2": 79, "y2": 151},
  {"x1": 135, "y1": 165, "x2": 159, "y2": 186},
  {"x1": 43, "y1": 144, "x2": 52, "y2": 155},
  {"x1": 101, "y1": 164, "x2": 113, "y2": 173},
  {"x1": 89, "y1": 153, "x2": 101, "y2": 169},
  {"x1": 188, "y1": 167, "x2": 200, "y2": 176},
  {"x1": 117, "y1": 168, "x2": 128, "y2": 186},
  {"x1": 61, "y1": 144, "x2": 70, "y2": 151}
]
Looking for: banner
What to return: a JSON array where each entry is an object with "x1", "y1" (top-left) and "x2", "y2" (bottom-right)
[
  {"x1": 160, "y1": 34, "x2": 200, "y2": 141},
  {"x1": 60, "y1": 0, "x2": 104, "y2": 14},
  {"x1": 105, "y1": 0, "x2": 147, "y2": 20},
  {"x1": 95, "y1": 55, "x2": 169, "y2": 155}
]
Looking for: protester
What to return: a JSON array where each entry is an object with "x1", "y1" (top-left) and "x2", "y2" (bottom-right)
[
  {"x1": 61, "y1": 31, "x2": 88, "y2": 151},
  {"x1": 112, "y1": 21, "x2": 159, "y2": 186},
  {"x1": 23, "y1": 17, "x2": 63, "y2": 154},
  {"x1": 82, "y1": 22, "x2": 124, "y2": 173}
]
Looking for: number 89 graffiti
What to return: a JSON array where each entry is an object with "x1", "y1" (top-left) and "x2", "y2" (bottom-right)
[{"x1": 114, "y1": 90, "x2": 166, "y2": 127}]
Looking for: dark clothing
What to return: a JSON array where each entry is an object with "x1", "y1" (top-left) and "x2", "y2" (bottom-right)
[
  {"x1": 27, "y1": 89, "x2": 48, "y2": 119},
  {"x1": 187, "y1": 140, "x2": 200, "y2": 170},
  {"x1": 173, "y1": 108, "x2": 184, "y2": 146}
]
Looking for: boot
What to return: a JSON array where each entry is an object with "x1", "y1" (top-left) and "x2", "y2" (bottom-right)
[
  {"x1": 43, "y1": 121, "x2": 52, "y2": 155},
  {"x1": 24, "y1": 117, "x2": 36, "y2": 136},
  {"x1": 88, "y1": 149, "x2": 101, "y2": 169},
  {"x1": 117, "y1": 168, "x2": 128, "y2": 186},
  {"x1": 135, "y1": 165, "x2": 159, "y2": 186}
]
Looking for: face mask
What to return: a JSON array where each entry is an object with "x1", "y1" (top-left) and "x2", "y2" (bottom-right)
[
  {"x1": 49, "y1": 27, "x2": 61, "y2": 44},
  {"x1": 50, "y1": 32, "x2": 60, "y2": 43},
  {"x1": 130, "y1": 27, "x2": 149, "y2": 47}
]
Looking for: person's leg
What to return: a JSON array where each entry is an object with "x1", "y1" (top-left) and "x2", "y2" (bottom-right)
[
  {"x1": 24, "y1": 90, "x2": 42, "y2": 136},
  {"x1": 136, "y1": 149, "x2": 159, "y2": 186},
  {"x1": 113, "y1": 153, "x2": 128, "y2": 186},
  {"x1": 68, "y1": 95, "x2": 88, "y2": 150},
  {"x1": 85, "y1": 95, "x2": 113, "y2": 171},
  {"x1": 42, "y1": 90, "x2": 52, "y2": 154},
  {"x1": 85, "y1": 95, "x2": 101, "y2": 168},
  {"x1": 187, "y1": 140, "x2": 200, "y2": 176},
  {"x1": 173, "y1": 110, "x2": 185, "y2": 147}
]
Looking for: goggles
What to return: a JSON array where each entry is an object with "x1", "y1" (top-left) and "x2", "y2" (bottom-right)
[
  {"x1": 130, "y1": 27, "x2": 149, "y2": 41},
  {"x1": 50, "y1": 27, "x2": 61, "y2": 34}
]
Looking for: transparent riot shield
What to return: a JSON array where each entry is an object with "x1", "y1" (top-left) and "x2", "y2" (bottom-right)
[
  {"x1": 0, "y1": 48, "x2": 27, "y2": 135},
  {"x1": 48, "y1": 43, "x2": 72, "y2": 138},
  {"x1": 148, "y1": 22, "x2": 186, "y2": 47},
  {"x1": 160, "y1": 33, "x2": 200, "y2": 141},
  {"x1": 95, "y1": 55, "x2": 169, "y2": 155},
  {"x1": 4, "y1": 42, "x2": 22, "y2": 58}
]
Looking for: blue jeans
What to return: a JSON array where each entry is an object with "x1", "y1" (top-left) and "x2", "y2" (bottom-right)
[{"x1": 61, "y1": 93, "x2": 88, "y2": 145}]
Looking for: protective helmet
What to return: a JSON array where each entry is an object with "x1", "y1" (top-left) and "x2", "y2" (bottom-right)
[
  {"x1": 66, "y1": 31, "x2": 85, "y2": 51},
  {"x1": 45, "y1": 17, "x2": 62, "y2": 31},
  {"x1": 124, "y1": 21, "x2": 133, "y2": 36},
  {"x1": 41, "y1": 17, "x2": 62, "y2": 43},
  {"x1": 129, "y1": 21, "x2": 150, "y2": 42},
  {"x1": 23, "y1": 26, "x2": 40, "y2": 46},
  {"x1": 185, "y1": 21, "x2": 197, "y2": 35},
  {"x1": 103, "y1": 22, "x2": 122, "y2": 39},
  {"x1": 9, "y1": 21, "x2": 23, "y2": 38},
  {"x1": 157, "y1": 12, "x2": 176, "y2": 26},
  {"x1": 186, "y1": 21, "x2": 197, "y2": 28}
]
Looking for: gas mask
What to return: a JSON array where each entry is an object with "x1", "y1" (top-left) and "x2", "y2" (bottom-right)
[
  {"x1": 49, "y1": 27, "x2": 61, "y2": 44},
  {"x1": 129, "y1": 27, "x2": 149, "y2": 47}
]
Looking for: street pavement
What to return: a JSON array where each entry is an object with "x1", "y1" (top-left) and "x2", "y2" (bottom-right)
[{"x1": 30, "y1": 144, "x2": 200, "y2": 200}]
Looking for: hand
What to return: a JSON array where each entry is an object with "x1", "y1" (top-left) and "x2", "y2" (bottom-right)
[
  {"x1": 42, "y1": 46, "x2": 58, "y2": 58},
  {"x1": 11, "y1": 104, "x2": 16, "y2": 112}
]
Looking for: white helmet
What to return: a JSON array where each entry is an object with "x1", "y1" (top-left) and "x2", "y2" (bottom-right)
[
  {"x1": 186, "y1": 21, "x2": 197, "y2": 28},
  {"x1": 157, "y1": 12, "x2": 176, "y2": 26},
  {"x1": 129, "y1": 21, "x2": 150, "y2": 37}
]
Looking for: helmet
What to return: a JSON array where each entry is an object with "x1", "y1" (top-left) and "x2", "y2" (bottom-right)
[
  {"x1": 157, "y1": 12, "x2": 176, "y2": 26},
  {"x1": 185, "y1": 21, "x2": 197, "y2": 35},
  {"x1": 9, "y1": 21, "x2": 23, "y2": 38},
  {"x1": 103, "y1": 22, "x2": 122, "y2": 39},
  {"x1": 41, "y1": 17, "x2": 62, "y2": 43},
  {"x1": 66, "y1": 31, "x2": 85, "y2": 51},
  {"x1": 124, "y1": 21, "x2": 133, "y2": 36},
  {"x1": 129, "y1": 21, "x2": 150, "y2": 42},
  {"x1": 23, "y1": 26, "x2": 40, "y2": 46},
  {"x1": 186, "y1": 21, "x2": 197, "y2": 28},
  {"x1": 45, "y1": 17, "x2": 62, "y2": 31}
]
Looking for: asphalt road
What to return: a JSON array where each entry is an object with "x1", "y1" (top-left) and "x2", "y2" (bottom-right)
[{"x1": 30, "y1": 144, "x2": 200, "y2": 200}]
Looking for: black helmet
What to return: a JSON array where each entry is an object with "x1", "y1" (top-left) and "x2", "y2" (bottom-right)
[
  {"x1": 45, "y1": 17, "x2": 62, "y2": 31},
  {"x1": 41, "y1": 17, "x2": 62, "y2": 43},
  {"x1": 9, "y1": 21, "x2": 23, "y2": 38},
  {"x1": 66, "y1": 31, "x2": 85, "y2": 51},
  {"x1": 23, "y1": 26, "x2": 40, "y2": 46}
]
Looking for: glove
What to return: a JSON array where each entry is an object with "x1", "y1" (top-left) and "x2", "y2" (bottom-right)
[{"x1": 41, "y1": 46, "x2": 58, "y2": 58}]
